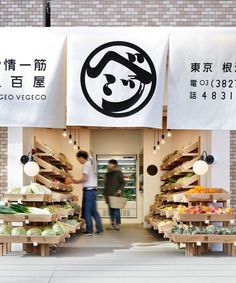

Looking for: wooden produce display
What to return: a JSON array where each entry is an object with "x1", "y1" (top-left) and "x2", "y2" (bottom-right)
[
  {"x1": 0, "y1": 144, "x2": 82, "y2": 257},
  {"x1": 169, "y1": 234, "x2": 236, "y2": 257},
  {"x1": 146, "y1": 140, "x2": 201, "y2": 235},
  {"x1": 35, "y1": 141, "x2": 73, "y2": 192},
  {"x1": 168, "y1": 188, "x2": 236, "y2": 256}
]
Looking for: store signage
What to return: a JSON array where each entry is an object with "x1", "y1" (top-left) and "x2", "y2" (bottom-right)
[
  {"x1": 0, "y1": 31, "x2": 66, "y2": 127},
  {"x1": 67, "y1": 28, "x2": 168, "y2": 128},
  {"x1": 168, "y1": 31, "x2": 236, "y2": 130}
]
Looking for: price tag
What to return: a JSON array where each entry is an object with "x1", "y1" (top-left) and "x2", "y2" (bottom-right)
[
  {"x1": 197, "y1": 242, "x2": 201, "y2": 246},
  {"x1": 25, "y1": 219, "x2": 29, "y2": 224},
  {"x1": 213, "y1": 199, "x2": 217, "y2": 203},
  {"x1": 33, "y1": 242, "x2": 38, "y2": 247},
  {"x1": 17, "y1": 199, "x2": 22, "y2": 204},
  {"x1": 205, "y1": 220, "x2": 210, "y2": 224},
  {"x1": 230, "y1": 220, "x2": 235, "y2": 225},
  {"x1": 4, "y1": 199, "x2": 8, "y2": 205},
  {"x1": 234, "y1": 242, "x2": 236, "y2": 246}
]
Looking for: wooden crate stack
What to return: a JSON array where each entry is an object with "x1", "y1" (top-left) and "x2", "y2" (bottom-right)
[
  {"x1": 145, "y1": 140, "x2": 200, "y2": 234},
  {"x1": 169, "y1": 189, "x2": 236, "y2": 256},
  {"x1": 0, "y1": 141, "x2": 82, "y2": 257}
]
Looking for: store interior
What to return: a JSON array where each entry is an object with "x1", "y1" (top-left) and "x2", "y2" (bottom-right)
[
  {"x1": 1, "y1": 117, "x2": 230, "y2": 257},
  {"x1": 8, "y1": 123, "x2": 229, "y2": 226}
]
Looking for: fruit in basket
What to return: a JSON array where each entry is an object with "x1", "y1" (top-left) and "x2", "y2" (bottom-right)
[
  {"x1": 177, "y1": 204, "x2": 232, "y2": 215},
  {"x1": 0, "y1": 224, "x2": 12, "y2": 235},
  {"x1": 26, "y1": 228, "x2": 42, "y2": 236},
  {"x1": 11, "y1": 227, "x2": 27, "y2": 236},
  {"x1": 164, "y1": 206, "x2": 173, "y2": 211},
  {"x1": 185, "y1": 186, "x2": 217, "y2": 195},
  {"x1": 177, "y1": 205, "x2": 188, "y2": 214},
  {"x1": 226, "y1": 207, "x2": 233, "y2": 214}
]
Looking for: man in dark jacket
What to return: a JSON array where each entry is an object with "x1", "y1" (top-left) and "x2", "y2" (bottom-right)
[{"x1": 104, "y1": 159, "x2": 125, "y2": 230}]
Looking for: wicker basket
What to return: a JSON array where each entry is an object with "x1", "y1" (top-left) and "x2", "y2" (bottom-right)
[{"x1": 109, "y1": 196, "x2": 127, "y2": 209}]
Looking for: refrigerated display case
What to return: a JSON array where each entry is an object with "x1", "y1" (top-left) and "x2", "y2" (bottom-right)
[{"x1": 96, "y1": 155, "x2": 137, "y2": 218}]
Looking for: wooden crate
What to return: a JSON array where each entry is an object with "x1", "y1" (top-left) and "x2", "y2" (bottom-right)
[
  {"x1": 161, "y1": 141, "x2": 199, "y2": 170},
  {"x1": 185, "y1": 188, "x2": 230, "y2": 202},
  {"x1": 170, "y1": 233, "x2": 236, "y2": 244},
  {"x1": 175, "y1": 213, "x2": 235, "y2": 222},
  {"x1": 0, "y1": 233, "x2": 69, "y2": 257},
  {"x1": 0, "y1": 213, "x2": 58, "y2": 223},
  {"x1": 161, "y1": 157, "x2": 198, "y2": 181},
  {"x1": 165, "y1": 208, "x2": 177, "y2": 218},
  {"x1": 161, "y1": 174, "x2": 199, "y2": 192},
  {"x1": 4, "y1": 194, "x2": 52, "y2": 202},
  {"x1": 158, "y1": 221, "x2": 175, "y2": 234},
  {"x1": 0, "y1": 234, "x2": 68, "y2": 244},
  {"x1": 35, "y1": 141, "x2": 73, "y2": 170}
]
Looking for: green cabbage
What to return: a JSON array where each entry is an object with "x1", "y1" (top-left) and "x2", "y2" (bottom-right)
[
  {"x1": 52, "y1": 223, "x2": 64, "y2": 235},
  {"x1": 26, "y1": 228, "x2": 42, "y2": 236},
  {"x1": 57, "y1": 222, "x2": 69, "y2": 233},
  {"x1": 0, "y1": 224, "x2": 12, "y2": 235},
  {"x1": 11, "y1": 227, "x2": 27, "y2": 236},
  {"x1": 42, "y1": 228, "x2": 57, "y2": 236}
]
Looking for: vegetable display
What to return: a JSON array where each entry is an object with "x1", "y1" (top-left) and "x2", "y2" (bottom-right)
[
  {"x1": 41, "y1": 228, "x2": 57, "y2": 236},
  {"x1": 0, "y1": 225, "x2": 12, "y2": 235},
  {"x1": 177, "y1": 205, "x2": 233, "y2": 215},
  {"x1": 6, "y1": 204, "x2": 51, "y2": 215},
  {"x1": 172, "y1": 224, "x2": 236, "y2": 235},
  {"x1": 0, "y1": 206, "x2": 16, "y2": 214},
  {"x1": 7, "y1": 183, "x2": 52, "y2": 195},
  {"x1": 0, "y1": 222, "x2": 69, "y2": 237},
  {"x1": 52, "y1": 222, "x2": 69, "y2": 235},
  {"x1": 26, "y1": 228, "x2": 42, "y2": 236},
  {"x1": 11, "y1": 227, "x2": 27, "y2": 236}
]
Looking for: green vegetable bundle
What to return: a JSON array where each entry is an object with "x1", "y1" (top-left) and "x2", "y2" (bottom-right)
[{"x1": 0, "y1": 205, "x2": 16, "y2": 214}]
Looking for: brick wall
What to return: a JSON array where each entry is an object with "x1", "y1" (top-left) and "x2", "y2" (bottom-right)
[
  {"x1": 0, "y1": 128, "x2": 7, "y2": 195},
  {"x1": 51, "y1": 0, "x2": 236, "y2": 27},
  {"x1": 0, "y1": 0, "x2": 43, "y2": 27}
]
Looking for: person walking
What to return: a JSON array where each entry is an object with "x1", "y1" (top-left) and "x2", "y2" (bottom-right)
[
  {"x1": 104, "y1": 159, "x2": 125, "y2": 231},
  {"x1": 71, "y1": 150, "x2": 103, "y2": 236}
]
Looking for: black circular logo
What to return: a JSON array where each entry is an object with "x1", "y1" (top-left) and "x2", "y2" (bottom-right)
[{"x1": 81, "y1": 41, "x2": 156, "y2": 118}]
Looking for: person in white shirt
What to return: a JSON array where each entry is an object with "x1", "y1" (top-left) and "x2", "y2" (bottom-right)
[{"x1": 71, "y1": 150, "x2": 103, "y2": 235}]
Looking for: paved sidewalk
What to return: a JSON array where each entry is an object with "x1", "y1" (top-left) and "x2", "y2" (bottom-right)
[{"x1": 0, "y1": 225, "x2": 236, "y2": 283}]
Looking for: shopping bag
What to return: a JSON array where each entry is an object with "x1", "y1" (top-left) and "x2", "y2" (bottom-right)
[{"x1": 109, "y1": 196, "x2": 127, "y2": 209}]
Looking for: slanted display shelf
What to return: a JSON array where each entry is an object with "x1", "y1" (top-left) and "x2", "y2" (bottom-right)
[
  {"x1": 160, "y1": 141, "x2": 199, "y2": 171},
  {"x1": 146, "y1": 139, "x2": 200, "y2": 234},
  {"x1": 35, "y1": 141, "x2": 73, "y2": 193},
  {"x1": 0, "y1": 144, "x2": 82, "y2": 257}
]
